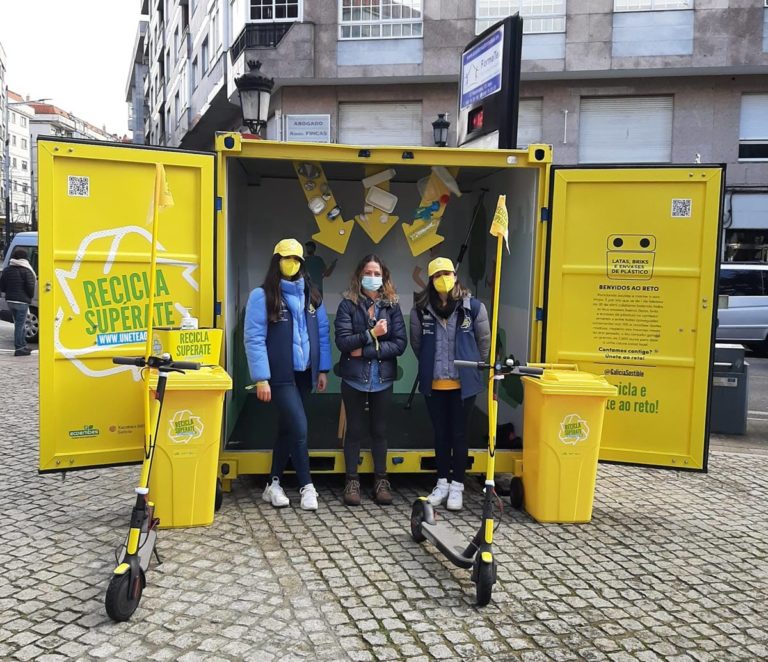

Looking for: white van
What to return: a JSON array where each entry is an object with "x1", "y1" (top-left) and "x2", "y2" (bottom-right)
[
  {"x1": 0, "y1": 231, "x2": 39, "y2": 344},
  {"x1": 716, "y1": 263, "x2": 768, "y2": 354}
]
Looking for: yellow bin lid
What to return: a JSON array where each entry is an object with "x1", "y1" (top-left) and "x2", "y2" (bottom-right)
[
  {"x1": 149, "y1": 365, "x2": 233, "y2": 391},
  {"x1": 522, "y1": 370, "x2": 617, "y2": 397}
]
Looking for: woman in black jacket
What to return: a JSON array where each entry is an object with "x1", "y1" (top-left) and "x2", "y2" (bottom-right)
[
  {"x1": 334, "y1": 254, "x2": 407, "y2": 506},
  {"x1": 0, "y1": 248, "x2": 36, "y2": 356}
]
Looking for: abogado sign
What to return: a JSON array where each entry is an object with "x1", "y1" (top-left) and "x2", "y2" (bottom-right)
[{"x1": 284, "y1": 115, "x2": 331, "y2": 143}]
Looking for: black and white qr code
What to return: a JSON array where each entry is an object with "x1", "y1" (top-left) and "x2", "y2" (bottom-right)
[
  {"x1": 671, "y1": 198, "x2": 692, "y2": 218},
  {"x1": 67, "y1": 176, "x2": 90, "y2": 198}
]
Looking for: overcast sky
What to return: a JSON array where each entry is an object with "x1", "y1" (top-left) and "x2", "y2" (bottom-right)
[{"x1": 0, "y1": 1, "x2": 142, "y2": 137}]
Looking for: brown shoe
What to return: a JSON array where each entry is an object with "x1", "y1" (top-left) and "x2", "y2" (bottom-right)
[
  {"x1": 343, "y1": 477, "x2": 361, "y2": 506},
  {"x1": 373, "y1": 476, "x2": 393, "y2": 505}
]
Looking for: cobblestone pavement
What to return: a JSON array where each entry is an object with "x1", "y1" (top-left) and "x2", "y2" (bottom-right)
[{"x1": 1, "y1": 354, "x2": 767, "y2": 661}]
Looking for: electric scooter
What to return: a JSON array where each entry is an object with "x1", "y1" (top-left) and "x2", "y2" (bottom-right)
[
  {"x1": 409, "y1": 356, "x2": 542, "y2": 606},
  {"x1": 104, "y1": 353, "x2": 201, "y2": 622}
]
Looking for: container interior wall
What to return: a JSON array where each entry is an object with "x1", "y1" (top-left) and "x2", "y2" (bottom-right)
[{"x1": 223, "y1": 156, "x2": 539, "y2": 458}]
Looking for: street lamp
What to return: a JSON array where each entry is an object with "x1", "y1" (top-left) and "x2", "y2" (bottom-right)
[
  {"x1": 432, "y1": 112, "x2": 450, "y2": 147},
  {"x1": 3, "y1": 92, "x2": 49, "y2": 251},
  {"x1": 234, "y1": 60, "x2": 274, "y2": 137}
]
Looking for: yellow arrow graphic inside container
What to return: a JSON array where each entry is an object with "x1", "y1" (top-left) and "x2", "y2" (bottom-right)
[
  {"x1": 293, "y1": 161, "x2": 354, "y2": 254},
  {"x1": 402, "y1": 166, "x2": 460, "y2": 257},
  {"x1": 355, "y1": 166, "x2": 399, "y2": 244}
]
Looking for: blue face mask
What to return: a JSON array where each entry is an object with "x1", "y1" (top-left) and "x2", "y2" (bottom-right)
[{"x1": 361, "y1": 275, "x2": 383, "y2": 292}]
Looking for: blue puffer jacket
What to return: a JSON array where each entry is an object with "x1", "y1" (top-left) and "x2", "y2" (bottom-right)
[{"x1": 244, "y1": 278, "x2": 331, "y2": 386}]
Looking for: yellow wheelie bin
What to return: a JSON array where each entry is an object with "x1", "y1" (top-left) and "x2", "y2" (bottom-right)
[
  {"x1": 148, "y1": 364, "x2": 232, "y2": 528},
  {"x1": 521, "y1": 368, "x2": 617, "y2": 523}
]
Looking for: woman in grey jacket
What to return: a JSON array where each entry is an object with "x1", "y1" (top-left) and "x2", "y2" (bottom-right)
[
  {"x1": 0, "y1": 248, "x2": 36, "y2": 356},
  {"x1": 410, "y1": 257, "x2": 490, "y2": 511}
]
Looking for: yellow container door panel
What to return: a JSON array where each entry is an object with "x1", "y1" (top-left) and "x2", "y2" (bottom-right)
[
  {"x1": 543, "y1": 167, "x2": 722, "y2": 471},
  {"x1": 38, "y1": 139, "x2": 215, "y2": 472}
]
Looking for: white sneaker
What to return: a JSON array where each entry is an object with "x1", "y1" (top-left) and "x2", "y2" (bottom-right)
[
  {"x1": 263, "y1": 477, "x2": 289, "y2": 508},
  {"x1": 300, "y1": 484, "x2": 318, "y2": 511},
  {"x1": 447, "y1": 481, "x2": 464, "y2": 511},
  {"x1": 427, "y1": 478, "x2": 450, "y2": 506}
]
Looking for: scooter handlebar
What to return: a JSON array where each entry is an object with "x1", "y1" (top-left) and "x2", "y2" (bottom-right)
[
  {"x1": 453, "y1": 359, "x2": 545, "y2": 376},
  {"x1": 112, "y1": 356, "x2": 145, "y2": 366},
  {"x1": 514, "y1": 366, "x2": 544, "y2": 376},
  {"x1": 169, "y1": 360, "x2": 201, "y2": 371}
]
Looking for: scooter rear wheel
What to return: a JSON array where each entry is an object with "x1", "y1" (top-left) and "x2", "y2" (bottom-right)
[
  {"x1": 105, "y1": 570, "x2": 144, "y2": 622},
  {"x1": 474, "y1": 558, "x2": 496, "y2": 607},
  {"x1": 215, "y1": 478, "x2": 223, "y2": 512},
  {"x1": 410, "y1": 500, "x2": 427, "y2": 543}
]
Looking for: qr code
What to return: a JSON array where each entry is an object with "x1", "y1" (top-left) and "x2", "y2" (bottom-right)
[
  {"x1": 68, "y1": 176, "x2": 89, "y2": 198},
  {"x1": 671, "y1": 198, "x2": 692, "y2": 218}
]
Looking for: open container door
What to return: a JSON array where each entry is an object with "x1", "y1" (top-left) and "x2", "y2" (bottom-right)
[
  {"x1": 38, "y1": 138, "x2": 215, "y2": 472},
  {"x1": 542, "y1": 166, "x2": 724, "y2": 471}
]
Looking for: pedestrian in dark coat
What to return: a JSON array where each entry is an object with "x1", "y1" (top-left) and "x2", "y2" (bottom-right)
[{"x1": 0, "y1": 248, "x2": 36, "y2": 356}]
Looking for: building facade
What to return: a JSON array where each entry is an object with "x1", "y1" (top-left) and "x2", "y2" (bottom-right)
[
  {"x1": 6, "y1": 92, "x2": 33, "y2": 230},
  {"x1": 130, "y1": 0, "x2": 768, "y2": 261}
]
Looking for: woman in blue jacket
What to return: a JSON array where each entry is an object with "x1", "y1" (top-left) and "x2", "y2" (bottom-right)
[
  {"x1": 244, "y1": 238, "x2": 332, "y2": 510},
  {"x1": 410, "y1": 257, "x2": 491, "y2": 511},
  {"x1": 334, "y1": 254, "x2": 407, "y2": 506}
]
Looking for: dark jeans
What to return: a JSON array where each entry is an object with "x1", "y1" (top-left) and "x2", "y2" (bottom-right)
[
  {"x1": 7, "y1": 302, "x2": 28, "y2": 350},
  {"x1": 270, "y1": 370, "x2": 312, "y2": 487},
  {"x1": 341, "y1": 381, "x2": 392, "y2": 476},
  {"x1": 424, "y1": 390, "x2": 476, "y2": 484}
]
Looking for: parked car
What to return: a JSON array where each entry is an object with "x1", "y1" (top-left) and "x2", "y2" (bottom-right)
[
  {"x1": 0, "y1": 231, "x2": 39, "y2": 344},
  {"x1": 716, "y1": 263, "x2": 768, "y2": 355}
]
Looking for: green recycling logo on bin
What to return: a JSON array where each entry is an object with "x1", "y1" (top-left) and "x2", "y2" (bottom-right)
[
  {"x1": 559, "y1": 414, "x2": 590, "y2": 445},
  {"x1": 168, "y1": 410, "x2": 204, "y2": 444}
]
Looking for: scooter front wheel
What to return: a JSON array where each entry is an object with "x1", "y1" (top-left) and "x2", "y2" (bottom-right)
[
  {"x1": 410, "y1": 499, "x2": 427, "y2": 543},
  {"x1": 474, "y1": 558, "x2": 496, "y2": 607},
  {"x1": 105, "y1": 570, "x2": 145, "y2": 622}
]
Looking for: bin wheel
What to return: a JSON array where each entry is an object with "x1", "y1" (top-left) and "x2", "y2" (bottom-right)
[
  {"x1": 410, "y1": 499, "x2": 427, "y2": 543},
  {"x1": 105, "y1": 569, "x2": 145, "y2": 622},
  {"x1": 509, "y1": 477, "x2": 524, "y2": 510},
  {"x1": 474, "y1": 557, "x2": 496, "y2": 607},
  {"x1": 214, "y1": 478, "x2": 223, "y2": 512}
]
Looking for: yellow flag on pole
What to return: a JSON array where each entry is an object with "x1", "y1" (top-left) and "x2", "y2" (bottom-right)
[
  {"x1": 156, "y1": 163, "x2": 175, "y2": 210},
  {"x1": 489, "y1": 194, "x2": 509, "y2": 252}
]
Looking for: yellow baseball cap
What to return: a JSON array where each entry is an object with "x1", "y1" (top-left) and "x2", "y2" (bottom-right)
[
  {"x1": 273, "y1": 238, "x2": 304, "y2": 260},
  {"x1": 427, "y1": 257, "x2": 455, "y2": 277}
]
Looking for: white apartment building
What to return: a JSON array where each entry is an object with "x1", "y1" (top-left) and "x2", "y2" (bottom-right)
[
  {"x1": 130, "y1": 1, "x2": 768, "y2": 261},
  {"x1": 6, "y1": 91, "x2": 33, "y2": 230}
]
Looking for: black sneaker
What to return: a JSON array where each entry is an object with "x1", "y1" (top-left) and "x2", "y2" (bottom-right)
[{"x1": 14, "y1": 348, "x2": 31, "y2": 356}]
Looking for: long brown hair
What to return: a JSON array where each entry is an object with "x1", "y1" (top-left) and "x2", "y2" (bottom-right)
[
  {"x1": 343, "y1": 254, "x2": 399, "y2": 305},
  {"x1": 414, "y1": 276, "x2": 471, "y2": 310},
  {"x1": 261, "y1": 254, "x2": 322, "y2": 322}
]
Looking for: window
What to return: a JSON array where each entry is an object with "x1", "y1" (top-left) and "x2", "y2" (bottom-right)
[
  {"x1": 250, "y1": 0, "x2": 300, "y2": 21},
  {"x1": 11, "y1": 135, "x2": 16, "y2": 146},
  {"x1": 719, "y1": 269, "x2": 765, "y2": 297},
  {"x1": 21, "y1": 138, "x2": 27, "y2": 149},
  {"x1": 517, "y1": 98, "x2": 543, "y2": 147},
  {"x1": 614, "y1": 0, "x2": 692, "y2": 10},
  {"x1": 201, "y1": 37, "x2": 209, "y2": 74},
  {"x1": 579, "y1": 96, "x2": 673, "y2": 163},
  {"x1": 192, "y1": 57, "x2": 199, "y2": 88},
  {"x1": 21, "y1": 116, "x2": 26, "y2": 128},
  {"x1": 22, "y1": 182, "x2": 28, "y2": 194},
  {"x1": 476, "y1": 0, "x2": 566, "y2": 35},
  {"x1": 212, "y1": 2, "x2": 221, "y2": 55},
  {"x1": 21, "y1": 160, "x2": 27, "y2": 171},
  {"x1": 13, "y1": 203, "x2": 17, "y2": 212},
  {"x1": 12, "y1": 157, "x2": 16, "y2": 167},
  {"x1": 10, "y1": 112, "x2": 15, "y2": 124},
  {"x1": 175, "y1": 91, "x2": 181, "y2": 124},
  {"x1": 739, "y1": 94, "x2": 768, "y2": 161},
  {"x1": 339, "y1": 0, "x2": 423, "y2": 39},
  {"x1": 174, "y1": 26, "x2": 179, "y2": 57}
]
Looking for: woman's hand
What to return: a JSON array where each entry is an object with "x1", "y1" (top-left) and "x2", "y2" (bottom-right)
[
  {"x1": 350, "y1": 348, "x2": 362, "y2": 357},
  {"x1": 317, "y1": 373, "x2": 327, "y2": 392},
  {"x1": 372, "y1": 319, "x2": 388, "y2": 337},
  {"x1": 256, "y1": 383, "x2": 271, "y2": 402}
]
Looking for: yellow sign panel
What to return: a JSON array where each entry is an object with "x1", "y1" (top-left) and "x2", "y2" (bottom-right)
[
  {"x1": 38, "y1": 139, "x2": 215, "y2": 472},
  {"x1": 543, "y1": 167, "x2": 723, "y2": 470}
]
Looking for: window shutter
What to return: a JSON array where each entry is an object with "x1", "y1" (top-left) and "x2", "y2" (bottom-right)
[{"x1": 338, "y1": 102, "x2": 423, "y2": 146}]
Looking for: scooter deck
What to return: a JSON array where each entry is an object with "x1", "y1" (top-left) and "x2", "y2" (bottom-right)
[{"x1": 421, "y1": 521, "x2": 475, "y2": 569}]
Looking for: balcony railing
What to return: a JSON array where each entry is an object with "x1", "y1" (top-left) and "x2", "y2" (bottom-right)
[{"x1": 230, "y1": 22, "x2": 294, "y2": 64}]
